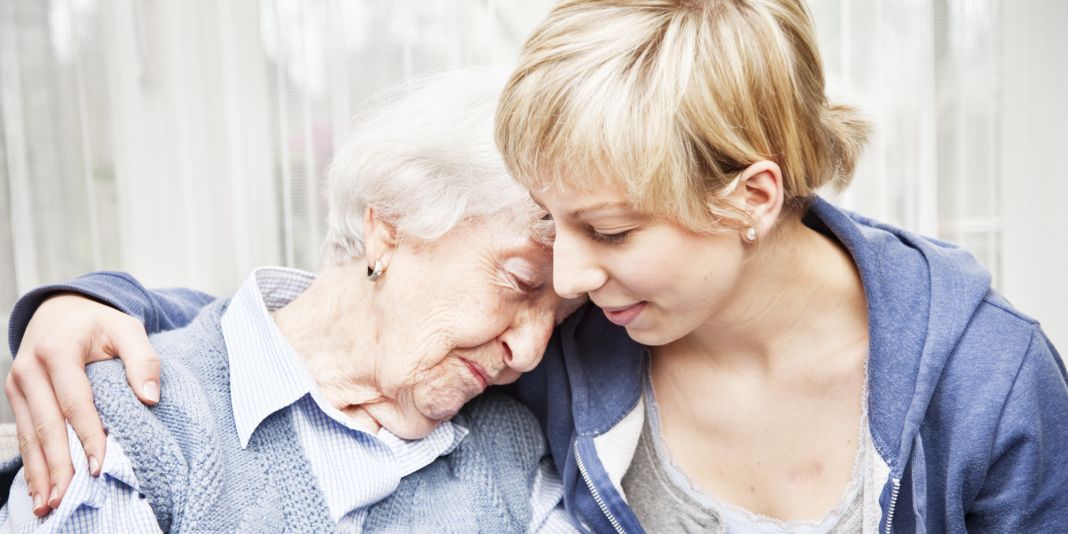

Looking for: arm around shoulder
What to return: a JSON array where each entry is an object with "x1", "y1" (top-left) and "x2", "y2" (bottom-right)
[
  {"x1": 3, "y1": 271, "x2": 214, "y2": 515},
  {"x1": 7, "y1": 271, "x2": 215, "y2": 356}
]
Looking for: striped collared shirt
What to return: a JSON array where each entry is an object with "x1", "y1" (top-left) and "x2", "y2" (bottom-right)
[
  {"x1": 223, "y1": 267, "x2": 467, "y2": 530},
  {"x1": 0, "y1": 267, "x2": 575, "y2": 533}
]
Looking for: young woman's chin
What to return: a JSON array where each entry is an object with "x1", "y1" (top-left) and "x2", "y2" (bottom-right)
[{"x1": 622, "y1": 319, "x2": 687, "y2": 347}]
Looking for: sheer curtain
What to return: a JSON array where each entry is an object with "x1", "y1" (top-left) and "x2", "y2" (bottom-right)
[
  {"x1": 812, "y1": 0, "x2": 1068, "y2": 350},
  {"x1": 1, "y1": 0, "x2": 1065, "y2": 424},
  {"x1": 811, "y1": 0, "x2": 1002, "y2": 277}
]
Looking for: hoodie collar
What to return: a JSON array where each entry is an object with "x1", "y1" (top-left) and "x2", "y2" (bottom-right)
[{"x1": 558, "y1": 303, "x2": 646, "y2": 437}]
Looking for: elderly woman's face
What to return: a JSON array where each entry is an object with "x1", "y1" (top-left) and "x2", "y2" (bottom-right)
[{"x1": 371, "y1": 213, "x2": 581, "y2": 438}]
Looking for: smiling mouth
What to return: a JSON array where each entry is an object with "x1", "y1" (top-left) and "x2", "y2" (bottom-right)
[
  {"x1": 601, "y1": 302, "x2": 647, "y2": 326},
  {"x1": 461, "y1": 359, "x2": 491, "y2": 390}
]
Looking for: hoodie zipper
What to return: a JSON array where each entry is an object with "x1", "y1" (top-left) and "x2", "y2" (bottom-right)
[
  {"x1": 884, "y1": 477, "x2": 901, "y2": 534},
  {"x1": 574, "y1": 441, "x2": 626, "y2": 534}
]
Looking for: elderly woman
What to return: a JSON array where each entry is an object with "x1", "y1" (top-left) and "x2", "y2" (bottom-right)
[
  {"x1": 7, "y1": 1, "x2": 1068, "y2": 533},
  {"x1": 0, "y1": 70, "x2": 578, "y2": 532}
]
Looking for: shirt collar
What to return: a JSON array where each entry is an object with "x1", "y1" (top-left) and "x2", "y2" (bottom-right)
[{"x1": 222, "y1": 267, "x2": 319, "y2": 448}]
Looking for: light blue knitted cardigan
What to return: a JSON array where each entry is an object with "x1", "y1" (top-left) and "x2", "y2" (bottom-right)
[{"x1": 3, "y1": 299, "x2": 549, "y2": 533}]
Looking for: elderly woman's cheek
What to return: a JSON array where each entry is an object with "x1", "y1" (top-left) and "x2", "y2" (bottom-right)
[
  {"x1": 555, "y1": 295, "x2": 588, "y2": 324},
  {"x1": 411, "y1": 360, "x2": 481, "y2": 421}
]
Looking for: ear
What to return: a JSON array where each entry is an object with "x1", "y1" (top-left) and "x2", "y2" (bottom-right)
[
  {"x1": 362, "y1": 207, "x2": 398, "y2": 266},
  {"x1": 732, "y1": 160, "x2": 784, "y2": 238}
]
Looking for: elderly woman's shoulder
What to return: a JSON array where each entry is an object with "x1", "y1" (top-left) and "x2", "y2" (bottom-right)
[
  {"x1": 458, "y1": 389, "x2": 536, "y2": 423},
  {"x1": 453, "y1": 390, "x2": 546, "y2": 462}
]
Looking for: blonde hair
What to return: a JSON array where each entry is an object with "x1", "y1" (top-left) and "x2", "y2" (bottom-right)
[{"x1": 496, "y1": 0, "x2": 870, "y2": 230}]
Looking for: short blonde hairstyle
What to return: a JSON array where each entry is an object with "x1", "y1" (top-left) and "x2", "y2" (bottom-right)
[{"x1": 496, "y1": 0, "x2": 870, "y2": 230}]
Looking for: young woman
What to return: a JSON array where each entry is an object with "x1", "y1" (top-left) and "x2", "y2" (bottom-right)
[{"x1": 6, "y1": 1, "x2": 1066, "y2": 532}]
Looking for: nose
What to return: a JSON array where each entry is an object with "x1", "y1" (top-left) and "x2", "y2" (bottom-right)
[
  {"x1": 552, "y1": 230, "x2": 607, "y2": 299},
  {"x1": 500, "y1": 306, "x2": 555, "y2": 373}
]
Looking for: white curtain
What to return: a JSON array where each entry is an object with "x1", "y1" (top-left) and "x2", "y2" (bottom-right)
[
  {"x1": 2, "y1": 0, "x2": 1065, "y2": 423},
  {"x1": 811, "y1": 0, "x2": 1002, "y2": 280},
  {"x1": 0, "y1": 0, "x2": 557, "y2": 293}
]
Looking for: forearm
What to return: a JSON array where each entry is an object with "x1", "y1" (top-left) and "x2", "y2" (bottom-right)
[{"x1": 8, "y1": 271, "x2": 215, "y2": 356}]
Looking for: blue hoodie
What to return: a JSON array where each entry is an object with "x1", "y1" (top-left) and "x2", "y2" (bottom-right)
[{"x1": 8, "y1": 197, "x2": 1067, "y2": 533}]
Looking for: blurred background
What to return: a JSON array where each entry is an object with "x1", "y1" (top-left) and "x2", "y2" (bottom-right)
[{"x1": 0, "y1": 0, "x2": 1065, "y2": 423}]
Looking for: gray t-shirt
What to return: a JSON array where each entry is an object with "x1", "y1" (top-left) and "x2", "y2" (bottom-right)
[{"x1": 621, "y1": 370, "x2": 868, "y2": 534}]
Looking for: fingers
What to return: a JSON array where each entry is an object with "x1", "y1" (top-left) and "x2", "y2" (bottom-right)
[
  {"x1": 5, "y1": 375, "x2": 52, "y2": 516},
  {"x1": 102, "y1": 317, "x2": 161, "y2": 405},
  {"x1": 39, "y1": 344, "x2": 108, "y2": 479},
  {"x1": 6, "y1": 356, "x2": 73, "y2": 514},
  {"x1": 11, "y1": 338, "x2": 81, "y2": 511}
]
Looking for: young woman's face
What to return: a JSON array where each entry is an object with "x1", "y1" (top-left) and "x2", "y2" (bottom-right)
[{"x1": 532, "y1": 182, "x2": 750, "y2": 347}]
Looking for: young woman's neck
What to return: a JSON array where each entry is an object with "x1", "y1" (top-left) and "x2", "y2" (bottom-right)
[{"x1": 665, "y1": 216, "x2": 869, "y2": 375}]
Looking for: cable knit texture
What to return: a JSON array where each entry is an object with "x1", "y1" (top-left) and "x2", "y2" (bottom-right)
[{"x1": 15, "y1": 299, "x2": 547, "y2": 533}]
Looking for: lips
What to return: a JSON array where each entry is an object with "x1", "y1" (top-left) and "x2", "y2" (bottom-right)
[
  {"x1": 461, "y1": 359, "x2": 490, "y2": 390},
  {"x1": 601, "y1": 301, "x2": 646, "y2": 326}
]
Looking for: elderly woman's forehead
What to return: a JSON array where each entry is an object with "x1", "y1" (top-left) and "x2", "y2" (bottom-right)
[
  {"x1": 435, "y1": 209, "x2": 538, "y2": 241},
  {"x1": 485, "y1": 205, "x2": 551, "y2": 232}
]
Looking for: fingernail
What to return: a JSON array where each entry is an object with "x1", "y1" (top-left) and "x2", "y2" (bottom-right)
[
  {"x1": 33, "y1": 492, "x2": 43, "y2": 510},
  {"x1": 143, "y1": 381, "x2": 159, "y2": 403},
  {"x1": 89, "y1": 456, "x2": 100, "y2": 476},
  {"x1": 48, "y1": 486, "x2": 58, "y2": 507}
]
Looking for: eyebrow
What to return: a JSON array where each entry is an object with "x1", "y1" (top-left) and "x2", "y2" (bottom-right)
[
  {"x1": 571, "y1": 201, "x2": 631, "y2": 218},
  {"x1": 528, "y1": 193, "x2": 633, "y2": 219}
]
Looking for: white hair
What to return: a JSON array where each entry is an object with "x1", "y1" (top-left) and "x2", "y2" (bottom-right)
[{"x1": 322, "y1": 67, "x2": 540, "y2": 265}]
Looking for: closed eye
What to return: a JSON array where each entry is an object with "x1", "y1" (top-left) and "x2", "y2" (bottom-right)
[
  {"x1": 501, "y1": 258, "x2": 543, "y2": 295},
  {"x1": 512, "y1": 275, "x2": 539, "y2": 294},
  {"x1": 590, "y1": 229, "x2": 631, "y2": 244}
]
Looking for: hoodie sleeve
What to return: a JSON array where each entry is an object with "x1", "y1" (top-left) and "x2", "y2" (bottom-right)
[
  {"x1": 966, "y1": 326, "x2": 1068, "y2": 531},
  {"x1": 7, "y1": 271, "x2": 216, "y2": 356}
]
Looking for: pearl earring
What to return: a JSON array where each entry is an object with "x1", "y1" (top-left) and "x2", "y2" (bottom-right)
[
  {"x1": 744, "y1": 227, "x2": 758, "y2": 242},
  {"x1": 367, "y1": 259, "x2": 385, "y2": 281}
]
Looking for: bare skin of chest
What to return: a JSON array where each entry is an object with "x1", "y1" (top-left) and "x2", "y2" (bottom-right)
[{"x1": 651, "y1": 345, "x2": 867, "y2": 521}]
